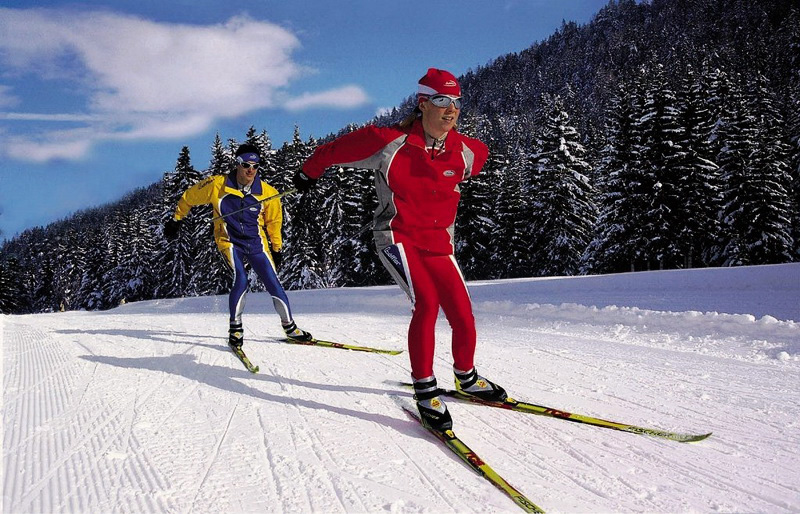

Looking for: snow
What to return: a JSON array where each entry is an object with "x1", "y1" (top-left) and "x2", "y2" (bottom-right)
[{"x1": 3, "y1": 263, "x2": 799, "y2": 513}]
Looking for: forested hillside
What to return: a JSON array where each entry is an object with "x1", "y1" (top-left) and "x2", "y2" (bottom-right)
[{"x1": 2, "y1": 0, "x2": 798, "y2": 314}]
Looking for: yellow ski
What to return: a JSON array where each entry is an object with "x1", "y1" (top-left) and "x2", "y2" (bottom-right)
[
  {"x1": 440, "y1": 388, "x2": 711, "y2": 443},
  {"x1": 401, "y1": 403, "x2": 545, "y2": 513},
  {"x1": 283, "y1": 337, "x2": 402, "y2": 355}
]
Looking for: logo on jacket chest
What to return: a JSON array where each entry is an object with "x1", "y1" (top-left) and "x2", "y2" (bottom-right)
[{"x1": 443, "y1": 170, "x2": 456, "y2": 177}]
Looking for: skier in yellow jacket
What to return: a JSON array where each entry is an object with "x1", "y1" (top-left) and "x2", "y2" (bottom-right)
[{"x1": 164, "y1": 143, "x2": 312, "y2": 348}]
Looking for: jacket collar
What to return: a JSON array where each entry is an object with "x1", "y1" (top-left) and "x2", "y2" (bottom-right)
[
  {"x1": 406, "y1": 119, "x2": 459, "y2": 152},
  {"x1": 404, "y1": 120, "x2": 427, "y2": 149},
  {"x1": 225, "y1": 171, "x2": 263, "y2": 195}
]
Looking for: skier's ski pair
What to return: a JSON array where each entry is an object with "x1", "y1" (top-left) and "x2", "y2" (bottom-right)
[
  {"x1": 397, "y1": 383, "x2": 711, "y2": 512},
  {"x1": 399, "y1": 382, "x2": 712, "y2": 443},
  {"x1": 228, "y1": 336, "x2": 402, "y2": 373}
]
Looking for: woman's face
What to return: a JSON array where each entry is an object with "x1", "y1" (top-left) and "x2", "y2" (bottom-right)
[{"x1": 419, "y1": 95, "x2": 460, "y2": 138}]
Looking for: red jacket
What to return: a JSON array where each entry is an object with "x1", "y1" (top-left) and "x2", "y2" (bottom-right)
[{"x1": 303, "y1": 120, "x2": 489, "y2": 255}]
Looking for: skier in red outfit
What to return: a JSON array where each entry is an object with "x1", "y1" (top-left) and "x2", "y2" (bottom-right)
[{"x1": 296, "y1": 68, "x2": 507, "y2": 431}]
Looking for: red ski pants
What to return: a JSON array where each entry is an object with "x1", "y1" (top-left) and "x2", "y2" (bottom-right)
[{"x1": 379, "y1": 243, "x2": 476, "y2": 379}]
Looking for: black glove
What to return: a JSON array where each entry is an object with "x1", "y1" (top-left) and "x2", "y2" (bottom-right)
[
  {"x1": 293, "y1": 170, "x2": 318, "y2": 192},
  {"x1": 271, "y1": 250, "x2": 282, "y2": 270},
  {"x1": 164, "y1": 218, "x2": 182, "y2": 240}
]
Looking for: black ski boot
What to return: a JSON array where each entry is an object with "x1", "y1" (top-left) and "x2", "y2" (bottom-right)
[
  {"x1": 454, "y1": 367, "x2": 508, "y2": 402},
  {"x1": 229, "y1": 322, "x2": 244, "y2": 348},
  {"x1": 283, "y1": 321, "x2": 313, "y2": 342},
  {"x1": 413, "y1": 376, "x2": 452, "y2": 432}
]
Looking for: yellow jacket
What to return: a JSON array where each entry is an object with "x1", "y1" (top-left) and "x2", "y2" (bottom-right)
[{"x1": 174, "y1": 173, "x2": 282, "y2": 255}]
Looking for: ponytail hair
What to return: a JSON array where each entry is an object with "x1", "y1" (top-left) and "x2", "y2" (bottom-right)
[{"x1": 398, "y1": 106, "x2": 421, "y2": 128}]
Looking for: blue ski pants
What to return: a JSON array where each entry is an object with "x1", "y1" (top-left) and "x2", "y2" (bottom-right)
[{"x1": 222, "y1": 246, "x2": 292, "y2": 326}]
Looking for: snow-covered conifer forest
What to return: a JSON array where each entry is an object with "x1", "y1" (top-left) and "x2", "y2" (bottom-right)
[{"x1": 1, "y1": 0, "x2": 799, "y2": 314}]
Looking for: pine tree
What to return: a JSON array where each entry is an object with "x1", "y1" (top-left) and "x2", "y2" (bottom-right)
[
  {"x1": 100, "y1": 211, "x2": 126, "y2": 306},
  {"x1": 674, "y1": 65, "x2": 720, "y2": 268},
  {"x1": 746, "y1": 78, "x2": 794, "y2": 264},
  {"x1": 789, "y1": 82, "x2": 800, "y2": 259},
  {"x1": 0, "y1": 212, "x2": 7, "y2": 311},
  {"x1": 68, "y1": 216, "x2": 110, "y2": 310},
  {"x1": 187, "y1": 219, "x2": 231, "y2": 296},
  {"x1": 315, "y1": 170, "x2": 347, "y2": 287},
  {"x1": 456, "y1": 152, "x2": 503, "y2": 279},
  {"x1": 209, "y1": 133, "x2": 231, "y2": 176},
  {"x1": 715, "y1": 82, "x2": 752, "y2": 266},
  {"x1": 632, "y1": 63, "x2": 687, "y2": 269},
  {"x1": 455, "y1": 113, "x2": 503, "y2": 280},
  {"x1": 331, "y1": 161, "x2": 381, "y2": 286},
  {"x1": 489, "y1": 147, "x2": 530, "y2": 278},
  {"x1": 186, "y1": 143, "x2": 230, "y2": 299},
  {"x1": 717, "y1": 75, "x2": 793, "y2": 265},
  {"x1": 52, "y1": 227, "x2": 86, "y2": 310},
  {"x1": 188, "y1": 163, "x2": 225, "y2": 297},
  {"x1": 0, "y1": 255, "x2": 25, "y2": 313},
  {"x1": 158, "y1": 146, "x2": 203, "y2": 298},
  {"x1": 585, "y1": 80, "x2": 643, "y2": 273},
  {"x1": 279, "y1": 127, "x2": 330, "y2": 289},
  {"x1": 181, "y1": 136, "x2": 230, "y2": 296},
  {"x1": 782, "y1": 7, "x2": 800, "y2": 258},
  {"x1": 530, "y1": 94, "x2": 597, "y2": 276},
  {"x1": 21, "y1": 227, "x2": 59, "y2": 312},
  {"x1": 0, "y1": 257, "x2": 11, "y2": 313},
  {"x1": 105, "y1": 195, "x2": 160, "y2": 304},
  {"x1": 245, "y1": 127, "x2": 279, "y2": 184}
]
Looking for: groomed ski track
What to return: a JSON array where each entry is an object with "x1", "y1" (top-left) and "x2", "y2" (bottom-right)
[{"x1": 3, "y1": 264, "x2": 799, "y2": 513}]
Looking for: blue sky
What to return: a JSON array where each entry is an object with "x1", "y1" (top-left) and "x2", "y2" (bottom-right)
[{"x1": 0, "y1": 0, "x2": 610, "y2": 241}]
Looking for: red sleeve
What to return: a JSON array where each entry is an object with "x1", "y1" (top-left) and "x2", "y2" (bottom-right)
[{"x1": 302, "y1": 125, "x2": 397, "y2": 179}]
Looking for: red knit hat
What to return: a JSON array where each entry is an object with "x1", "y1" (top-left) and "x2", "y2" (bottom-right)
[{"x1": 417, "y1": 68, "x2": 461, "y2": 98}]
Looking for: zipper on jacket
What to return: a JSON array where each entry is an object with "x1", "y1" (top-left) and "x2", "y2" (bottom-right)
[{"x1": 430, "y1": 138, "x2": 445, "y2": 160}]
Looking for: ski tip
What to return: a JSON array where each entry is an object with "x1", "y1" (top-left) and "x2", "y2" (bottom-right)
[
  {"x1": 384, "y1": 380, "x2": 414, "y2": 388},
  {"x1": 683, "y1": 432, "x2": 712, "y2": 443},
  {"x1": 391, "y1": 396, "x2": 424, "y2": 419}
]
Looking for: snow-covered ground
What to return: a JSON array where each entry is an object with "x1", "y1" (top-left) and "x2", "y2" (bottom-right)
[{"x1": 3, "y1": 263, "x2": 799, "y2": 513}]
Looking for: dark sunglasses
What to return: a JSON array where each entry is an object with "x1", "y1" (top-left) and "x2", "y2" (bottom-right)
[
  {"x1": 428, "y1": 95, "x2": 462, "y2": 109},
  {"x1": 238, "y1": 161, "x2": 258, "y2": 170}
]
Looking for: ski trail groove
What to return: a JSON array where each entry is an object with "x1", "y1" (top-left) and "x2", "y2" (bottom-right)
[{"x1": 188, "y1": 398, "x2": 239, "y2": 513}]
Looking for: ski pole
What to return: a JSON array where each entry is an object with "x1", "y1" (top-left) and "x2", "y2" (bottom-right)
[
  {"x1": 210, "y1": 188, "x2": 297, "y2": 222},
  {"x1": 352, "y1": 219, "x2": 375, "y2": 238},
  {"x1": 341, "y1": 200, "x2": 392, "y2": 240}
]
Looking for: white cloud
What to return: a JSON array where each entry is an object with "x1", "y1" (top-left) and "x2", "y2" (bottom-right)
[
  {"x1": 5, "y1": 134, "x2": 93, "y2": 162},
  {"x1": 284, "y1": 85, "x2": 371, "y2": 111},
  {"x1": 0, "y1": 8, "x2": 370, "y2": 162},
  {"x1": 0, "y1": 112, "x2": 102, "y2": 122}
]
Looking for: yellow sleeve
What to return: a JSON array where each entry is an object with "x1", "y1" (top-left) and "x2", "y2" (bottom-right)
[
  {"x1": 174, "y1": 176, "x2": 216, "y2": 220},
  {"x1": 261, "y1": 183, "x2": 283, "y2": 252}
]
